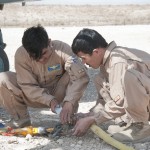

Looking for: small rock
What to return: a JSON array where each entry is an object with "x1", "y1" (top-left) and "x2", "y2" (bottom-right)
[
  {"x1": 70, "y1": 144, "x2": 75, "y2": 147},
  {"x1": 96, "y1": 137, "x2": 100, "y2": 141},
  {"x1": 25, "y1": 134, "x2": 32, "y2": 140},
  {"x1": 134, "y1": 143, "x2": 147, "y2": 150},
  {"x1": 18, "y1": 138, "x2": 27, "y2": 144},
  {"x1": 8, "y1": 139, "x2": 18, "y2": 144},
  {"x1": 77, "y1": 140, "x2": 83, "y2": 145},
  {"x1": 75, "y1": 144, "x2": 81, "y2": 148},
  {"x1": 57, "y1": 139, "x2": 63, "y2": 145}
]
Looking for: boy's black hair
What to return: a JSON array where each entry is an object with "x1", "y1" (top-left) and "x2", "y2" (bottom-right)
[
  {"x1": 72, "y1": 28, "x2": 108, "y2": 55},
  {"x1": 22, "y1": 25, "x2": 49, "y2": 60}
]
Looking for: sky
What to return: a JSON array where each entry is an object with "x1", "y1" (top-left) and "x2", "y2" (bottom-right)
[{"x1": 29, "y1": 0, "x2": 150, "y2": 5}]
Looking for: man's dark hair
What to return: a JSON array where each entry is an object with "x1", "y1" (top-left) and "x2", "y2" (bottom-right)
[
  {"x1": 22, "y1": 25, "x2": 49, "y2": 60},
  {"x1": 72, "y1": 28, "x2": 108, "y2": 55}
]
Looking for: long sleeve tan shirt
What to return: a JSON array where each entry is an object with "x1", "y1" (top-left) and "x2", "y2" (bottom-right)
[
  {"x1": 15, "y1": 40, "x2": 89, "y2": 107},
  {"x1": 94, "y1": 41, "x2": 150, "y2": 124}
]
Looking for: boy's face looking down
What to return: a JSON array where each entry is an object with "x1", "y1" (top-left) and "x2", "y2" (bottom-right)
[
  {"x1": 77, "y1": 48, "x2": 105, "y2": 69},
  {"x1": 36, "y1": 45, "x2": 52, "y2": 64}
]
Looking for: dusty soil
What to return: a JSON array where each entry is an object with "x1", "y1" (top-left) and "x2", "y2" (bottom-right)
[{"x1": 0, "y1": 4, "x2": 150, "y2": 27}]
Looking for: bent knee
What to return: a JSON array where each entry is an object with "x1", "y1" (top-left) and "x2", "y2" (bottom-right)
[
  {"x1": 0, "y1": 71, "x2": 15, "y2": 87},
  {"x1": 0, "y1": 72, "x2": 9, "y2": 86}
]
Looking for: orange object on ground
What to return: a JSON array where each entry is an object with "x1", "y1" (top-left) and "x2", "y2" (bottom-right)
[{"x1": 0, "y1": 126, "x2": 54, "y2": 136}]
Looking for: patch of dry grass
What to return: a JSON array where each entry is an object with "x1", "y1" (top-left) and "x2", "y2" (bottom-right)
[{"x1": 0, "y1": 4, "x2": 150, "y2": 27}]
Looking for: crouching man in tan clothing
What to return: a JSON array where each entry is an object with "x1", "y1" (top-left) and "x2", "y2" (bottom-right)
[
  {"x1": 0, "y1": 25, "x2": 89, "y2": 128},
  {"x1": 71, "y1": 28, "x2": 150, "y2": 143}
]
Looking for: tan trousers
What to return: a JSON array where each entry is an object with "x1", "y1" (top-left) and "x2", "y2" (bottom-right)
[
  {"x1": 91, "y1": 69, "x2": 150, "y2": 123},
  {"x1": 0, "y1": 71, "x2": 74, "y2": 120}
]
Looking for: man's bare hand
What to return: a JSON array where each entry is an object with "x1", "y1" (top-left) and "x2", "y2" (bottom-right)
[
  {"x1": 60, "y1": 102, "x2": 73, "y2": 124},
  {"x1": 72, "y1": 116, "x2": 95, "y2": 137},
  {"x1": 50, "y1": 99, "x2": 58, "y2": 113}
]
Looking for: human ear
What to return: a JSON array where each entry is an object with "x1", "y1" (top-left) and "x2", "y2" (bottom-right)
[{"x1": 93, "y1": 48, "x2": 99, "y2": 54}]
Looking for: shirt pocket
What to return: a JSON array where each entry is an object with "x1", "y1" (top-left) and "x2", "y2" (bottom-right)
[
  {"x1": 41, "y1": 64, "x2": 63, "y2": 85},
  {"x1": 47, "y1": 64, "x2": 63, "y2": 81}
]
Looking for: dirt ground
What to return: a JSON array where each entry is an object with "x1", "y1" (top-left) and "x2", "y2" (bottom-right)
[{"x1": 0, "y1": 3, "x2": 150, "y2": 150}]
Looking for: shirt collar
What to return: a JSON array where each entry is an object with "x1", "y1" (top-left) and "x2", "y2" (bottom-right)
[{"x1": 103, "y1": 41, "x2": 117, "y2": 65}]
